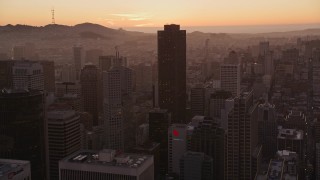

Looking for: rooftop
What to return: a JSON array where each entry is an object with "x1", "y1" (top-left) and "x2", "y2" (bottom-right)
[
  {"x1": 61, "y1": 149, "x2": 153, "y2": 169},
  {"x1": 277, "y1": 127, "x2": 303, "y2": 140},
  {"x1": 0, "y1": 159, "x2": 30, "y2": 177},
  {"x1": 47, "y1": 110, "x2": 77, "y2": 120}
]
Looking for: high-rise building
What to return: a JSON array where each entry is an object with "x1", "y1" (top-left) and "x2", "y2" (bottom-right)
[
  {"x1": 190, "y1": 84, "x2": 205, "y2": 116},
  {"x1": 209, "y1": 90, "x2": 232, "y2": 118},
  {"x1": 264, "y1": 51, "x2": 274, "y2": 76},
  {"x1": 118, "y1": 66, "x2": 133, "y2": 97},
  {"x1": 148, "y1": 109, "x2": 171, "y2": 175},
  {"x1": 59, "y1": 149, "x2": 154, "y2": 180},
  {"x1": 80, "y1": 65, "x2": 99, "y2": 125},
  {"x1": 47, "y1": 109, "x2": 81, "y2": 180},
  {"x1": 257, "y1": 102, "x2": 277, "y2": 158},
  {"x1": 0, "y1": 159, "x2": 31, "y2": 180},
  {"x1": 168, "y1": 124, "x2": 194, "y2": 176},
  {"x1": 134, "y1": 63, "x2": 153, "y2": 93},
  {"x1": 73, "y1": 46, "x2": 83, "y2": 81},
  {"x1": 259, "y1": 41, "x2": 269, "y2": 56},
  {"x1": 179, "y1": 151, "x2": 213, "y2": 180},
  {"x1": 190, "y1": 116, "x2": 225, "y2": 180},
  {"x1": 12, "y1": 60, "x2": 44, "y2": 90},
  {"x1": 158, "y1": 24, "x2": 186, "y2": 123},
  {"x1": 0, "y1": 89, "x2": 46, "y2": 180},
  {"x1": 40, "y1": 60, "x2": 55, "y2": 93},
  {"x1": 226, "y1": 91, "x2": 258, "y2": 180},
  {"x1": 103, "y1": 68, "x2": 123, "y2": 150},
  {"x1": 0, "y1": 60, "x2": 14, "y2": 89},
  {"x1": 220, "y1": 64, "x2": 241, "y2": 96}
]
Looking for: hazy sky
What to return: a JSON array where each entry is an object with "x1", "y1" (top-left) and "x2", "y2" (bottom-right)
[{"x1": 1, "y1": 0, "x2": 320, "y2": 28}]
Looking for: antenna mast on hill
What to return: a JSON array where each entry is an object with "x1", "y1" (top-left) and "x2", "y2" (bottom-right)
[{"x1": 51, "y1": 7, "x2": 55, "y2": 24}]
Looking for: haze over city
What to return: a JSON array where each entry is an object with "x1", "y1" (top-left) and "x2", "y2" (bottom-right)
[
  {"x1": 1, "y1": 1, "x2": 320, "y2": 180},
  {"x1": 1, "y1": 0, "x2": 320, "y2": 32}
]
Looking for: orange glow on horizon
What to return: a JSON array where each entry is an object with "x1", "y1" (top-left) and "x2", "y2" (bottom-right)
[{"x1": 0, "y1": 0, "x2": 319, "y2": 28}]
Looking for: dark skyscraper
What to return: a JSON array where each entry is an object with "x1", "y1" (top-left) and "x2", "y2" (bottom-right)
[
  {"x1": 0, "y1": 60, "x2": 14, "y2": 89},
  {"x1": 0, "y1": 89, "x2": 46, "y2": 180},
  {"x1": 190, "y1": 117, "x2": 225, "y2": 180},
  {"x1": 226, "y1": 91, "x2": 259, "y2": 180},
  {"x1": 73, "y1": 46, "x2": 83, "y2": 81},
  {"x1": 149, "y1": 109, "x2": 171, "y2": 176},
  {"x1": 158, "y1": 24, "x2": 186, "y2": 123},
  {"x1": 40, "y1": 60, "x2": 55, "y2": 93},
  {"x1": 80, "y1": 65, "x2": 99, "y2": 125}
]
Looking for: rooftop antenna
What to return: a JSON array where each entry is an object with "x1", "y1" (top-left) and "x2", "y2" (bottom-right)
[
  {"x1": 51, "y1": 7, "x2": 55, "y2": 24},
  {"x1": 115, "y1": 46, "x2": 119, "y2": 59}
]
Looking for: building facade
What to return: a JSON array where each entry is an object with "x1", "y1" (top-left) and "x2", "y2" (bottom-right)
[{"x1": 158, "y1": 24, "x2": 186, "y2": 123}]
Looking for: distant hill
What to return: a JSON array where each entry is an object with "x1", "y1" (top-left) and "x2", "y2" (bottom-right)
[{"x1": 0, "y1": 23, "x2": 145, "y2": 40}]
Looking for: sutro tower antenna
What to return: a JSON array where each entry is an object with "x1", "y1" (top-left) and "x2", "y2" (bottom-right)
[{"x1": 51, "y1": 7, "x2": 55, "y2": 24}]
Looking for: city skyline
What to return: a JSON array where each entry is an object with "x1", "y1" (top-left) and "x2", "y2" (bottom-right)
[{"x1": 1, "y1": 0, "x2": 320, "y2": 29}]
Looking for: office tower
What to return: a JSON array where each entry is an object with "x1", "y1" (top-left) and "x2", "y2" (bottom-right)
[
  {"x1": 134, "y1": 63, "x2": 153, "y2": 93},
  {"x1": 85, "y1": 49, "x2": 103, "y2": 64},
  {"x1": 0, "y1": 89, "x2": 46, "y2": 179},
  {"x1": 80, "y1": 65, "x2": 99, "y2": 125},
  {"x1": 0, "y1": 159, "x2": 31, "y2": 180},
  {"x1": 209, "y1": 90, "x2": 232, "y2": 118},
  {"x1": 158, "y1": 24, "x2": 186, "y2": 123},
  {"x1": 12, "y1": 45, "x2": 25, "y2": 60},
  {"x1": 277, "y1": 127, "x2": 304, "y2": 159},
  {"x1": 61, "y1": 63, "x2": 76, "y2": 83},
  {"x1": 179, "y1": 151, "x2": 213, "y2": 180},
  {"x1": 59, "y1": 149, "x2": 154, "y2": 180},
  {"x1": 226, "y1": 91, "x2": 258, "y2": 180},
  {"x1": 47, "y1": 109, "x2": 81, "y2": 180},
  {"x1": 259, "y1": 41, "x2": 269, "y2": 56},
  {"x1": 55, "y1": 82, "x2": 81, "y2": 97},
  {"x1": 136, "y1": 124, "x2": 149, "y2": 146},
  {"x1": 103, "y1": 68, "x2": 124, "y2": 150},
  {"x1": 119, "y1": 66, "x2": 133, "y2": 97},
  {"x1": 168, "y1": 124, "x2": 194, "y2": 176},
  {"x1": 99, "y1": 56, "x2": 114, "y2": 72},
  {"x1": 190, "y1": 84, "x2": 205, "y2": 116},
  {"x1": 190, "y1": 116, "x2": 225, "y2": 180},
  {"x1": 264, "y1": 51, "x2": 274, "y2": 76},
  {"x1": 258, "y1": 102, "x2": 277, "y2": 158},
  {"x1": 0, "y1": 60, "x2": 14, "y2": 89},
  {"x1": 40, "y1": 60, "x2": 55, "y2": 93},
  {"x1": 12, "y1": 60, "x2": 44, "y2": 90},
  {"x1": 220, "y1": 63, "x2": 241, "y2": 96},
  {"x1": 148, "y1": 109, "x2": 171, "y2": 175},
  {"x1": 73, "y1": 46, "x2": 83, "y2": 81}
]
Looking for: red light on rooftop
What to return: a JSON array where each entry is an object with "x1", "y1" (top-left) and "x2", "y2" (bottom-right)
[{"x1": 173, "y1": 129, "x2": 179, "y2": 137}]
